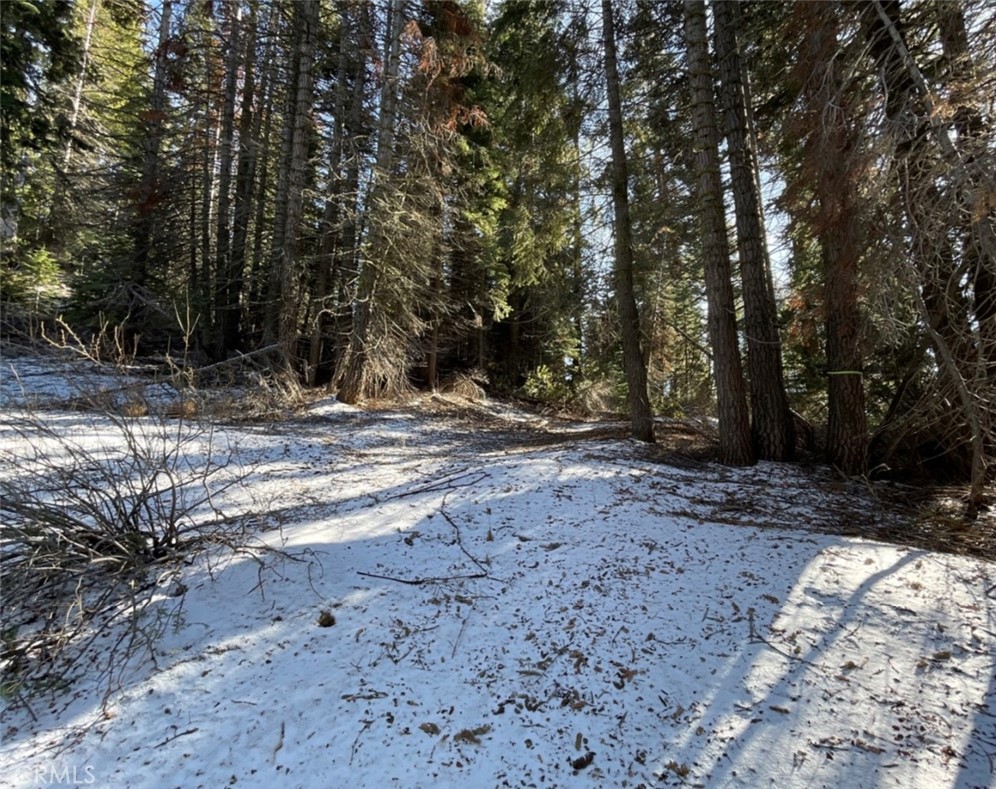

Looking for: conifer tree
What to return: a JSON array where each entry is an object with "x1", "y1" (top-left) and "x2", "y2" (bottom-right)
[{"x1": 684, "y1": 0, "x2": 753, "y2": 465}]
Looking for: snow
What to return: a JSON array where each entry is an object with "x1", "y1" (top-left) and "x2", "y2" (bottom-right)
[{"x1": 1, "y1": 355, "x2": 994, "y2": 788}]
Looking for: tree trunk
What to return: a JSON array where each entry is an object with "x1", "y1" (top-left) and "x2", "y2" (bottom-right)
[
  {"x1": 600, "y1": 0, "x2": 654, "y2": 443},
  {"x1": 132, "y1": 0, "x2": 172, "y2": 288},
  {"x1": 713, "y1": 0, "x2": 794, "y2": 461},
  {"x1": 199, "y1": 91, "x2": 221, "y2": 326},
  {"x1": 263, "y1": 0, "x2": 318, "y2": 365},
  {"x1": 426, "y1": 319, "x2": 440, "y2": 390},
  {"x1": 338, "y1": 0, "x2": 405, "y2": 403},
  {"x1": 799, "y1": 8, "x2": 868, "y2": 475},
  {"x1": 225, "y1": 3, "x2": 269, "y2": 355},
  {"x1": 42, "y1": 0, "x2": 100, "y2": 249},
  {"x1": 684, "y1": 0, "x2": 754, "y2": 465},
  {"x1": 309, "y1": 1, "x2": 356, "y2": 385},
  {"x1": 936, "y1": 3, "x2": 996, "y2": 378},
  {"x1": 865, "y1": 0, "x2": 991, "y2": 511},
  {"x1": 214, "y1": 0, "x2": 242, "y2": 356},
  {"x1": 569, "y1": 90, "x2": 585, "y2": 387},
  {"x1": 823, "y1": 232, "x2": 868, "y2": 475},
  {"x1": 860, "y1": 2, "x2": 977, "y2": 373},
  {"x1": 246, "y1": 21, "x2": 279, "y2": 338}
]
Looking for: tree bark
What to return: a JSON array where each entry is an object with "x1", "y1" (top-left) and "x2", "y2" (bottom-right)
[
  {"x1": 798, "y1": 7, "x2": 868, "y2": 475},
  {"x1": 600, "y1": 0, "x2": 655, "y2": 443},
  {"x1": 338, "y1": 0, "x2": 405, "y2": 403},
  {"x1": 684, "y1": 0, "x2": 754, "y2": 465},
  {"x1": 214, "y1": 0, "x2": 242, "y2": 356},
  {"x1": 713, "y1": 0, "x2": 795, "y2": 461},
  {"x1": 132, "y1": 0, "x2": 172, "y2": 288},
  {"x1": 263, "y1": 0, "x2": 318, "y2": 365}
]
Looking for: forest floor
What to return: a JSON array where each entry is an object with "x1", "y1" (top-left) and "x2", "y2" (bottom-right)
[{"x1": 0, "y1": 351, "x2": 994, "y2": 788}]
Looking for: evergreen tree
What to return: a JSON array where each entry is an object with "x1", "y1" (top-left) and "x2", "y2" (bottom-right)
[
  {"x1": 713, "y1": 0, "x2": 794, "y2": 461},
  {"x1": 601, "y1": 0, "x2": 654, "y2": 442},
  {"x1": 684, "y1": 0, "x2": 753, "y2": 465}
]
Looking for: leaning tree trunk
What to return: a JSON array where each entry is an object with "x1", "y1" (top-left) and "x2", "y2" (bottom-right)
[
  {"x1": 684, "y1": 0, "x2": 754, "y2": 466},
  {"x1": 600, "y1": 0, "x2": 655, "y2": 443},
  {"x1": 936, "y1": 6, "x2": 996, "y2": 377},
  {"x1": 713, "y1": 0, "x2": 794, "y2": 461},
  {"x1": 859, "y1": 1, "x2": 977, "y2": 373}
]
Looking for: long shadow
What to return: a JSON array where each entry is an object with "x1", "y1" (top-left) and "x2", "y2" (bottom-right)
[
  {"x1": 658, "y1": 544, "x2": 996, "y2": 788},
  {"x1": 958, "y1": 579, "x2": 996, "y2": 788}
]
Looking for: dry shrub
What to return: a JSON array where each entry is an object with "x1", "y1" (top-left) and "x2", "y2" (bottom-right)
[
  {"x1": 164, "y1": 399, "x2": 198, "y2": 419},
  {"x1": 119, "y1": 400, "x2": 149, "y2": 418},
  {"x1": 575, "y1": 378, "x2": 623, "y2": 417},
  {"x1": 206, "y1": 369, "x2": 309, "y2": 422},
  {"x1": 0, "y1": 403, "x2": 250, "y2": 708},
  {"x1": 440, "y1": 371, "x2": 487, "y2": 401}
]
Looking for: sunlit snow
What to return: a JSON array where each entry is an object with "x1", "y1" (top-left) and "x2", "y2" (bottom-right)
[{"x1": 1, "y1": 355, "x2": 993, "y2": 789}]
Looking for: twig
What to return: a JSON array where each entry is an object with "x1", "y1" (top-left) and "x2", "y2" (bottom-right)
[
  {"x1": 747, "y1": 608, "x2": 817, "y2": 665},
  {"x1": 271, "y1": 720, "x2": 285, "y2": 763},
  {"x1": 439, "y1": 498, "x2": 491, "y2": 577},
  {"x1": 357, "y1": 570, "x2": 487, "y2": 585},
  {"x1": 350, "y1": 719, "x2": 374, "y2": 765},
  {"x1": 380, "y1": 470, "x2": 490, "y2": 502},
  {"x1": 451, "y1": 613, "x2": 471, "y2": 659},
  {"x1": 154, "y1": 727, "x2": 199, "y2": 749}
]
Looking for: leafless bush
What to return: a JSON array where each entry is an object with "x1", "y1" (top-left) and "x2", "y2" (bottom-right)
[{"x1": 0, "y1": 401, "x2": 249, "y2": 709}]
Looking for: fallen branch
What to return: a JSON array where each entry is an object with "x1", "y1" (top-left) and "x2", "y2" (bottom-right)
[
  {"x1": 380, "y1": 470, "x2": 490, "y2": 502},
  {"x1": 192, "y1": 344, "x2": 284, "y2": 377},
  {"x1": 155, "y1": 727, "x2": 199, "y2": 749},
  {"x1": 357, "y1": 570, "x2": 487, "y2": 585},
  {"x1": 350, "y1": 719, "x2": 374, "y2": 766},
  {"x1": 747, "y1": 607, "x2": 817, "y2": 665},
  {"x1": 439, "y1": 500, "x2": 492, "y2": 577},
  {"x1": 451, "y1": 612, "x2": 471, "y2": 659}
]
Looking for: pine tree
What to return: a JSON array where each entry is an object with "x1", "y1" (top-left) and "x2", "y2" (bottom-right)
[
  {"x1": 601, "y1": 0, "x2": 654, "y2": 442},
  {"x1": 684, "y1": 0, "x2": 753, "y2": 465},
  {"x1": 790, "y1": 3, "x2": 868, "y2": 475},
  {"x1": 713, "y1": 0, "x2": 794, "y2": 461}
]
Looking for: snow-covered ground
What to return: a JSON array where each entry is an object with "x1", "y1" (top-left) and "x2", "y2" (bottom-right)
[{"x1": 1, "y1": 354, "x2": 994, "y2": 788}]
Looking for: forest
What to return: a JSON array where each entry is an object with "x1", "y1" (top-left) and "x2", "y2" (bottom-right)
[
  {"x1": 2, "y1": 2, "x2": 996, "y2": 783},
  {"x1": 2, "y1": 0, "x2": 994, "y2": 511}
]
